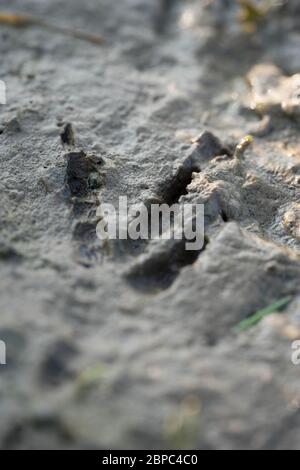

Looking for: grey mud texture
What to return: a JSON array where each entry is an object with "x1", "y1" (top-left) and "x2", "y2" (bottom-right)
[{"x1": 0, "y1": 0, "x2": 300, "y2": 449}]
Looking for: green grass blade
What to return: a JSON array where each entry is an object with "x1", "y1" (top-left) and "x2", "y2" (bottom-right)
[{"x1": 236, "y1": 296, "x2": 292, "y2": 332}]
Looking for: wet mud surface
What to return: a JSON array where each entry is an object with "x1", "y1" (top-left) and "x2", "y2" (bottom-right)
[{"x1": 0, "y1": 0, "x2": 300, "y2": 449}]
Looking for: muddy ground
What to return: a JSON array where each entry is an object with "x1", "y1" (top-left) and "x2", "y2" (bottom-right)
[{"x1": 0, "y1": 0, "x2": 300, "y2": 449}]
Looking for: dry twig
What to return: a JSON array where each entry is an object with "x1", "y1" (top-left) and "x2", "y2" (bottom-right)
[{"x1": 0, "y1": 12, "x2": 105, "y2": 45}]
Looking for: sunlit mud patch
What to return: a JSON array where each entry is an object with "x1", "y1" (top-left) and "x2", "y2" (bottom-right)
[
  {"x1": 282, "y1": 204, "x2": 300, "y2": 241},
  {"x1": 246, "y1": 63, "x2": 300, "y2": 119}
]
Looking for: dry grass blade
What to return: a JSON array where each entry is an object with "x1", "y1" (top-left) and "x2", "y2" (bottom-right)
[
  {"x1": 42, "y1": 22, "x2": 105, "y2": 45},
  {"x1": 0, "y1": 11, "x2": 105, "y2": 45},
  {"x1": 0, "y1": 12, "x2": 32, "y2": 27}
]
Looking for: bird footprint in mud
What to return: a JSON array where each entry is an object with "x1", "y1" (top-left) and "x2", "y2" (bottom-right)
[
  {"x1": 123, "y1": 131, "x2": 231, "y2": 292},
  {"x1": 65, "y1": 151, "x2": 103, "y2": 198},
  {"x1": 64, "y1": 150, "x2": 105, "y2": 267},
  {"x1": 125, "y1": 118, "x2": 300, "y2": 293}
]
